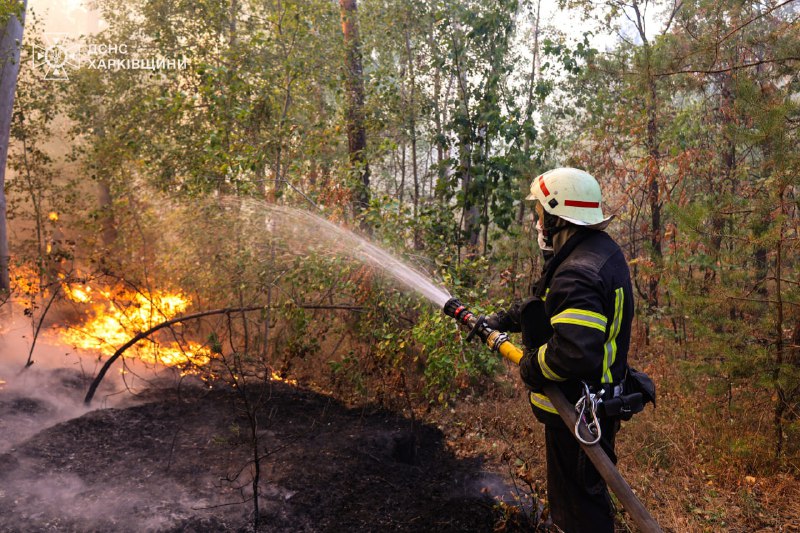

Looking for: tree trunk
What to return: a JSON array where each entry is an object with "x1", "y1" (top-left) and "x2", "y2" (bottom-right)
[
  {"x1": 427, "y1": 20, "x2": 447, "y2": 202},
  {"x1": 85, "y1": 1, "x2": 116, "y2": 249},
  {"x1": 512, "y1": 0, "x2": 541, "y2": 297},
  {"x1": 645, "y1": 80, "x2": 662, "y2": 312},
  {"x1": 339, "y1": 0, "x2": 370, "y2": 223},
  {"x1": 432, "y1": 57, "x2": 444, "y2": 198},
  {"x1": 399, "y1": 141, "x2": 405, "y2": 204},
  {"x1": 451, "y1": 31, "x2": 479, "y2": 252},
  {"x1": 706, "y1": 72, "x2": 735, "y2": 292},
  {"x1": 773, "y1": 187, "x2": 786, "y2": 459},
  {"x1": 404, "y1": 24, "x2": 420, "y2": 249},
  {"x1": 0, "y1": 1, "x2": 27, "y2": 294},
  {"x1": 272, "y1": 0, "x2": 295, "y2": 200},
  {"x1": 631, "y1": 0, "x2": 662, "y2": 313},
  {"x1": 222, "y1": 0, "x2": 238, "y2": 195}
]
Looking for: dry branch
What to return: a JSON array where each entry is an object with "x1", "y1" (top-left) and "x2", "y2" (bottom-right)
[{"x1": 84, "y1": 303, "x2": 363, "y2": 404}]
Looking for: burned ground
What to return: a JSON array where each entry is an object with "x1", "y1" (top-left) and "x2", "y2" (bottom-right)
[{"x1": 0, "y1": 374, "x2": 531, "y2": 532}]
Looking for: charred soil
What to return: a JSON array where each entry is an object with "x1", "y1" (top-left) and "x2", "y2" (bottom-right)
[{"x1": 0, "y1": 372, "x2": 528, "y2": 533}]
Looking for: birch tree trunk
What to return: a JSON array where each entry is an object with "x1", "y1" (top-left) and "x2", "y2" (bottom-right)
[{"x1": 0, "y1": 1, "x2": 27, "y2": 294}]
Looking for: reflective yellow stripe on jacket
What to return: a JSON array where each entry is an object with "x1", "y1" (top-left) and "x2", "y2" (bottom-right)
[
  {"x1": 529, "y1": 391, "x2": 557, "y2": 414},
  {"x1": 601, "y1": 287, "x2": 624, "y2": 384},
  {"x1": 550, "y1": 308, "x2": 607, "y2": 333},
  {"x1": 537, "y1": 343, "x2": 566, "y2": 381}
]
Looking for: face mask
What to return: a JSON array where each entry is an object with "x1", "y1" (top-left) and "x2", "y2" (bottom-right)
[{"x1": 536, "y1": 218, "x2": 553, "y2": 252}]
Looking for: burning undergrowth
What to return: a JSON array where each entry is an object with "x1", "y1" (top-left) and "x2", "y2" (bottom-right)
[
  {"x1": 0, "y1": 264, "x2": 220, "y2": 453},
  {"x1": 56, "y1": 276, "x2": 212, "y2": 370}
]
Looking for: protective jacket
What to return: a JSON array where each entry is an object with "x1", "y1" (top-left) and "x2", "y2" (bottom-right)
[{"x1": 494, "y1": 229, "x2": 634, "y2": 425}]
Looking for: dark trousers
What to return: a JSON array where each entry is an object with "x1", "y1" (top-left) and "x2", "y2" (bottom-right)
[{"x1": 544, "y1": 417, "x2": 619, "y2": 533}]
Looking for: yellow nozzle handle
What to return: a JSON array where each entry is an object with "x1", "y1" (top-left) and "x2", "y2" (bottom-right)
[{"x1": 496, "y1": 339, "x2": 523, "y2": 365}]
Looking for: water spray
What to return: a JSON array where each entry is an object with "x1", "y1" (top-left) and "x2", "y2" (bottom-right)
[{"x1": 442, "y1": 297, "x2": 662, "y2": 533}]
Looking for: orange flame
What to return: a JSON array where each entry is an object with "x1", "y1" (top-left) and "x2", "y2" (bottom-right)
[
  {"x1": 63, "y1": 283, "x2": 92, "y2": 303},
  {"x1": 11, "y1": 265, "x2": 43, "y2": 296},
  {"x1": 60, "y1": 280, "x2": 210, "y2": 369},
  {"x1": 10, "y1": 268, "x2": 296, "y2": 385},
  {"x1": 271, "y1": 371, "x2": 298, "y2": 386}
]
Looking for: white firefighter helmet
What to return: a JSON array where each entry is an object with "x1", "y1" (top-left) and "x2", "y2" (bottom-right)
[{"x1": 526, "y1": 167, "x2": 614, "y2": 229}]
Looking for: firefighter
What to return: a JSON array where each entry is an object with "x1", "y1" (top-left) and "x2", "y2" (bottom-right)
[{"x1": 486, "y1": 167, "x2": 634, "y2": 533}]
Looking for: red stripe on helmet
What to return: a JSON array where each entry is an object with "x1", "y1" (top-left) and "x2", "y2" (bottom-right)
[
  {"x1": 538, "y1": 177, "x2": 550, "y2": 197},
  {"x1": 564, "y1": 200, "x2": 600, "y2": 208}
]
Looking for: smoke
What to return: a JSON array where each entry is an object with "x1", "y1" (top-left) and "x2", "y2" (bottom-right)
[
  {"x1": 0, "y1": 455, "x2": 229, "y2": 532},
  {"x1": 0, "y1": 307, "x2": 233, "y2": 532},
  {"x1": 466, "y1": 471, "x2": 536, "y2": 511},
  {"x1": 0, "y1": 305, "x2": 189, "y2": 453},
  {"x1": 28, "y1": 0, "x2": 96, "y2": 35},
  {"x1": 0, "y1": 444, "x2": 233, "y2": 533},
  {"x1": 1, "y1": 310, "x2": 94, "y2": 453}
]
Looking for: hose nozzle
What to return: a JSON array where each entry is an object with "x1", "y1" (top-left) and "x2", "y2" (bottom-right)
[
  {"x1": 443, "y1": 297, "x2": 470, "y2": 324},
  {"x1": 442, "y1": 297, "x2": 506, "y2": 351},
  {"x1": 443, "y1": 298, "x2": 523, "y2": 364}
]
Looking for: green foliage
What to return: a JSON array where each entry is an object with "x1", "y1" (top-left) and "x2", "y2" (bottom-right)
[
  {"x1": 283, "y1": 305, "x2": 321, "y2": 360},
  {"x1": 411, "y1": 304, "x2": 497, "y2": 403},
  {"x1": 421, "y1": 0, "x2": 535, "y2": 245},
  {"x1": 0, "y1": 0, "x2": 24, "y2": 26},
  {"x1": 541, "y1": 33, "x2": 595, "y2": 76},
  {"x1": 75, "y1": 0, "x2": 344, "y2": 201},
  {"x1": 328, "y1": 353, "x2": 367, "y2": 396}
]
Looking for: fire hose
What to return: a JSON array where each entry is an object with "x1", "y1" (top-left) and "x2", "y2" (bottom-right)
[{"x1": 443, "y1": 298, "x2": 662, "y2": 533}]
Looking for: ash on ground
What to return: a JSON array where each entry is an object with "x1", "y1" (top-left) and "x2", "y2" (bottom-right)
[{"x1": 0, "y1": 369, "x2": 534, "y2": 532}]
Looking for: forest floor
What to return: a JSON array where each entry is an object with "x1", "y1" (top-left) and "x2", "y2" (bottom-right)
[
  {"x1": 2, "y1": 355, "x2": 799, "y2": 532},
  {"x1": 0, "y1": 367, "x2": 535, "y2": 533}
]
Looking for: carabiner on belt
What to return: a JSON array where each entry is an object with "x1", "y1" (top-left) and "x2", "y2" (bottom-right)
[{"x1": 574, "y1": 382, "x2": 603, "y2": 445}]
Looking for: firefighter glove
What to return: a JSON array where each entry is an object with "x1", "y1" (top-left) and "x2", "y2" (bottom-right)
[
  {"x1": 484, "y1": 313, "x2": 503, "y2": 331},
  {"x1": 519, "y1": 347, "x2": 547, "y2": 392}
]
